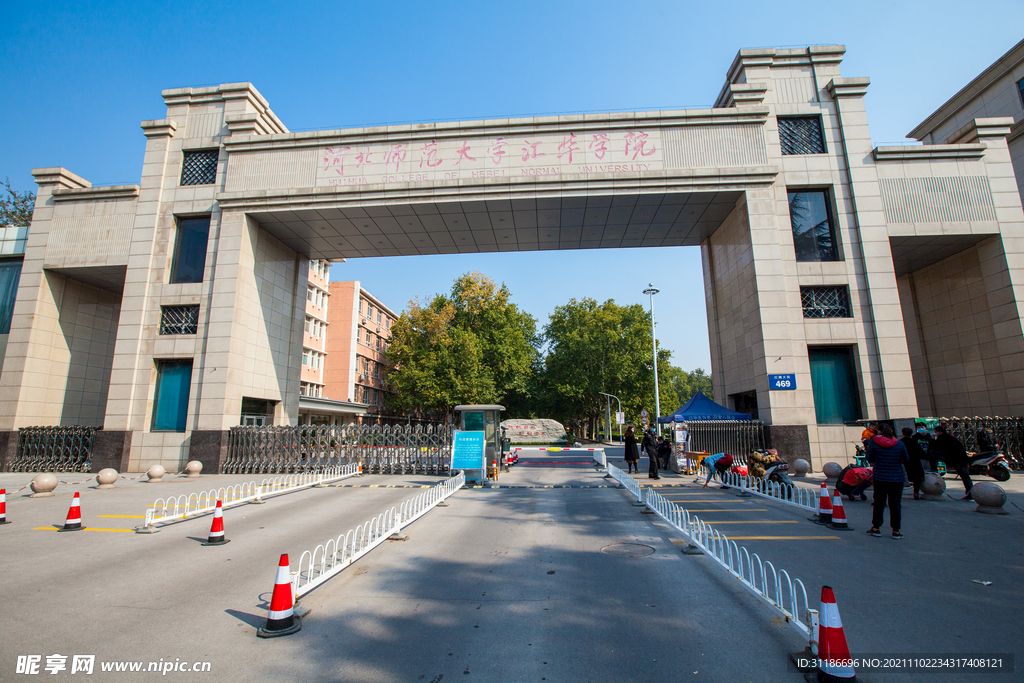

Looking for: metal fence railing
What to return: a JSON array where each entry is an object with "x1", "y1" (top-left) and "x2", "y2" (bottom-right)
[
  {"x1": 139, "y1": 465, "x2": 359, "y2": 532},
  {"x1": 293, "y1": 472, "x2": 465, "y2": 598},
  {"x1": 224, "y1": 423, "x2": 453, "y2": 475},
  {"x1": 6, "y1": 426, "x2": 100, "y2": 472},
  {"x1": 684, "y1": 420, "x2": 765, "y2": 459},
  {"x1": 929, "y1": 416, "x2": 1024, "y2": 469},
  {"x1": 608, "y1": 463, "x2": 818, "y2": 649}
]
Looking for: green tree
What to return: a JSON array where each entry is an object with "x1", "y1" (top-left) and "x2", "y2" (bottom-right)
[
  {"x1": 664, "y1": 365, "x2": 714, "y2": 407},
  {"x1": 1, "y1": 178, "x2": 35, "y2": 227},
  {"x1": 540, "y1": 298, "x2": 675, "y2": 439},
  {"x1": 385, "y1": 271, "x2": 538, "y2": 420}
]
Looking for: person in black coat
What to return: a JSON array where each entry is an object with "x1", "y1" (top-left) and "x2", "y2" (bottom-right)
[
  {"x1": 900, "y1": 427, "x2": 926, "y2": 499},
  {"x1": 930, "y1": 425, "x2": 973, "y2": 500},
  {"x1": 623, "y1": 426, "x2": 640, "y2": 473},
  {"x1": 641, "y1": 428, "x2": 661, "y2": 480},
  {"x1": 657, "y1": 437, "x2": 672, "y2": 470}
]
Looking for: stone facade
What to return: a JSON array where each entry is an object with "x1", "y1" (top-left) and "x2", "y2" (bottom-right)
[
  {"x1": 2, "y1": 46, "x2": 1023, "y2": 471},
  {"x1": 501, "y1": 419, "x2": 566, "y2": 443}
]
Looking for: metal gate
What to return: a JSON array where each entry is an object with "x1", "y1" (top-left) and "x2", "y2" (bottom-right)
[
  {"x1": 224, "y1": 423, "x2": 453, "y2": 475},
  {"x1": 6, "y1": 426, "x2": 99, "y2": 472},
  {"x1": 684, "y1": 420, "x2": 766, "y2": 464}
]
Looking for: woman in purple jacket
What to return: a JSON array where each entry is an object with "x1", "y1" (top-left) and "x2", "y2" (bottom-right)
[{"x1": 865, "y1": 424, "x2": 909, "y2": 539}]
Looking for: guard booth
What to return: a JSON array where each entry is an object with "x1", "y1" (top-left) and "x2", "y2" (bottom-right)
[{"x1": 453, "y1": 405, "x2": 504, "y2": 485}]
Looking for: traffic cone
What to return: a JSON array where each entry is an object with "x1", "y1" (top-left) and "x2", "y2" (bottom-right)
[
  {"x1": 201, "y1": 500, "x2": 229, "y2": 545},
  {"x1": 829, "y1": 491, "x2": 853, "y2": 531},
  {"x1": 817, "y1": 586, "x2": 856, "y2": 681},
  {"x1": 257, "y1": 554, "x2": 301, "y2": 638},
  {"x1": 814, "y1": 482, "x2": 832, "y2": 525},
  {"x1": 0, "y1": 488, "x2": 9, "y2": 524},
  {"x1": 59, "y1": 492, "x2": 84, "y2": 531},
  {"x1": 358, "y1": 459, "x2": 363, "y2": 474}
]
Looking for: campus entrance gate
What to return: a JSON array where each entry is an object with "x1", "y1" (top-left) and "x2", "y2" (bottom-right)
[{"x1": 2, "y1": 45, "x2": 1023, "y2": 473}]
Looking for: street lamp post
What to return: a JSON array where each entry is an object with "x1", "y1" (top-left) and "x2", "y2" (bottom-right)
[{"x1": 643, "y1": 284, "x2": 661, "y2": 432}]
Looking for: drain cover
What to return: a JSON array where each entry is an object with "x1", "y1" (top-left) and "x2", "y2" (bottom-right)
[{"x1": 600, "y1": 543, "x2": 655, "y2": 557}]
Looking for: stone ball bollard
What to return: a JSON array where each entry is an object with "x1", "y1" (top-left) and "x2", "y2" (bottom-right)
[
  {"x1": 822, "y1": 462, "x2": 843, "y2": 480},
  {"x1": 146, "y1": 464, "x2": 166, "y2": 483},
  {"x1": 920, "y1": 472, "x2": 946, "y2": 500},
  {"x1": 29, "y1": 473, "x2": 59, "y2": 497},
  {"x1": 972, "y1": 482, "x2": 1009, "y2": 515},
  {"x1": 184, "y1": 460, "x2": 203, "y2": 478},
  {"x1": 792, "y1": 458, "x2": 811, "y2": 476},
  {"x1": 95, "y1": 468, "x2": 119, "y2": 489}
]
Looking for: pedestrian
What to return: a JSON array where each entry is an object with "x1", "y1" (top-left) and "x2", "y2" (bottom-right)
[
  {"x1": 623, "y1": 426, "x2": 640, "y2": 474},
  {"x1": 899, "y1": 427, "x2": 927, "y2": 499},
  {"x1": 912, "y1": 422, "x2": 936, "y2": 471},
  {"x1": 657, "y1": 437, "x2": 672, "y2": 470},
  {"x1": 701, "y1": 452, "x2": 734, "y2": 488},
  {"x1": 861, "y1": 421, "x2": 878, "y2": 442},
  {"x1": 642, "y1": 428, "x2": 661, "y2": 479},
  {"x1": 835, "y1": 465, "x2": 872, "y2": 501},
  {"x1": 865, "y1": 424, "x2": 909, "y2": 539},
  {"x1": 931, "y1": 424, "x2": 973, "y2": 500}
]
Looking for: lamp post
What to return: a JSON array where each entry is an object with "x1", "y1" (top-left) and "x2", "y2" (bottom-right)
[{"x1": 643, "y1": 283, "x2": 661, "y2": 432}]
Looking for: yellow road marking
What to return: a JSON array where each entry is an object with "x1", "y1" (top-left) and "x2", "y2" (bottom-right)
[
  {"x1": 662, "y1": 499, "x2": 734, "y2": 503},
  {"x1": 33, "y1": 527, "x2": 135, "y2": 533},
  {"x1": 726, "y1": 536, "x2": 840, "y2": 540},
  {"x1": 683, "y1": 508, "x2": 769, "y2": 512},
  {"x1": 692, "y1": 520, "x2": 798, "y2": 524},
  {"x1": 98, "y1": 515, "x2": 145, "y2": 518}
]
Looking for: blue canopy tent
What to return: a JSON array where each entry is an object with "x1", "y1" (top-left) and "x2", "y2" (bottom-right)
[{"x1": 657, "y1": 391, "x2": 751, "y2": 423}]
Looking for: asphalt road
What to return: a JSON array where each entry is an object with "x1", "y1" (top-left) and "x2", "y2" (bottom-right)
[{"x1": 2, "y1": 453, "x2": 1021, "y2": 682}]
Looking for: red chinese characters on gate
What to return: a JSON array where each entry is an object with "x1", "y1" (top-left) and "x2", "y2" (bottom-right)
[{"x1": 320, "y1": 131, "x2": 657, "y2": 184}]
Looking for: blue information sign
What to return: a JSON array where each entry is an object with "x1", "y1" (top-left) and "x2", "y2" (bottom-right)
[
  {"x1": 769, "y1": 374, "x2": 796, "y2": 390},
  {"x1": 451, "y1": 430, "x2": 486, "y2": 470}
]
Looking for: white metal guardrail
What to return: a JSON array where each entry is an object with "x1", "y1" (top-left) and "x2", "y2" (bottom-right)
[
  {"x1": 715, "y1": 471, "x2": 818, "y2": 512},
  {"x1": 140, "y1": 464, "x2": 359, "y2": 531},
  {"x1": 608, "y1": 464, "x2": 819, "y2": 648},
  {"x1": 293, "y1": 472, "x2": 465, "y2": 599}
]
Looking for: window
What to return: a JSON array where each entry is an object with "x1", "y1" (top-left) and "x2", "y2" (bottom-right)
[
  {"x1": 362, "y1": 387, "x2": 370, "y2": 403},
  {"x1": 365, "y1": 330, "x2": 371, "y2": 344},
  {"x1": 778, "y1": 117, "x2": 825, "y2": 155},
  {"x1": 300, "y1": 382, "x2": 322, "y2": 398},
  {"x1": 808, "y1": 346, "x2": 862, "y2": 424},
  {"x1": 367, "y1": 305, "x2": 374, "y2": 319},
  {"x1": 170, "y1": 216, "x2": 211, "y2": 284},
  {"x1": 240, "y1": 397, "x2": 274, "y2": 426},
  {"x1": 152, "y1": 360, "x2": 192, "y2": 431},
  {"x1": 0, "y1": 260, "x2": 22, "y2": 334},
  {"x1": 180, "y1": 149, "x2": 219, "y2": 186},
  {"x1": 373, "y1": 363, "x2": 380, "y2": 378},
  {"x1": 800, "y1": 286, "x2": 852, "y2": 318},
  {"x1": 377, "y1": 311, "x2": 382, "y2": 324},
  {"x1": 386, "y1": 318, "x2": 391, "y2": 330},
  {"x1": 788, "y1": 190, "x2": 839, "y2": 262},
  {"x1": 159, "y1": 305, "x2": 200, "y2": 334},
  {"x1": 1019, "y1": 78, "x2": 1024, "y2": 108}
]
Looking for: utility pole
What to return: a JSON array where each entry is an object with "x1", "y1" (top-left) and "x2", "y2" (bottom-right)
[{"x1": 643, "y1": 284, "x2": 661, "y2": 431}]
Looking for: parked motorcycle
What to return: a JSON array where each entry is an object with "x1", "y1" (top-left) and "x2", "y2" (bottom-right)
[
  {"x1": 963, "y1": 451, "x2": 1012, "y2": 482},
  {"x1": 749, "y1": 449, "x2": 794, "y2": 487}
]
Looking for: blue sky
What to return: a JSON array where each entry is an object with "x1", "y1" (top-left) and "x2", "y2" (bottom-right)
[{"x1": 3, "y1": 1, "x2": 1023, "y2": 372}]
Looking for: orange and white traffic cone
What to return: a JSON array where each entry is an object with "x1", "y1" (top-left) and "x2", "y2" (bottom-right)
[
  {"x1": 201, "y1": 500, "x2": 229, "y2": 545},
  {"x1": 0, "y1": 488, "x2": 9, "y2": 524},
  {"x1": 814, "y1": 482, "x2": 833, "y2": 525},
  {"x1": 829, "y1": 491, "x2": 853, "y2": 531},
  {"x1": 358, "y1": 459, "x2": 363, "y2": 475},
  {"x1": 59, "y1": 492, "x2": 84, "y2": 531},
  {"x1": 817, "y1": 585, "x2": 856, "y2": 681},
  {"x1": 257, "y1": 554, "x2": 301, "y2": 638}
]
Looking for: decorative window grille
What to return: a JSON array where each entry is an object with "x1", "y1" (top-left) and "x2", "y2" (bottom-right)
[
  {"x1": 801, "y1": 286, "x2": 852, "y2": 318},
  {"x1": 179, "y1": 149, "x2": 219, "y2": 185},
  {"x1": 779, "y1": 117, "x2": 825, "y2": 155},
  {"x1": 160, "y1": 305, "x2": 200, "y2": 334}
]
